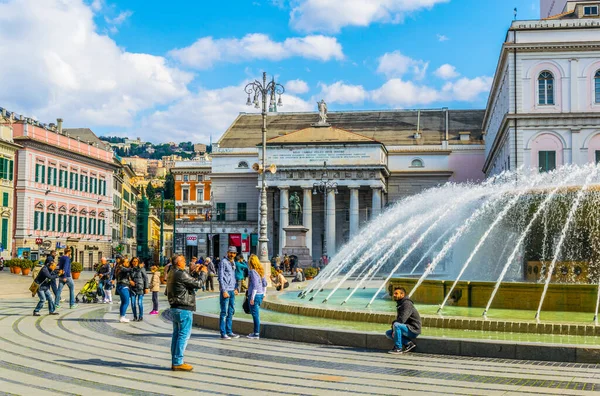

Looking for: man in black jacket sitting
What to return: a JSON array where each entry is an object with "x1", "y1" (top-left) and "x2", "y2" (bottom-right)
[
  {"x1": 167, "y1": 255, "x2": 204, "y2": 371},
  {"x1": 385, "y1": 287, "x2": 421, "y2": 355}
]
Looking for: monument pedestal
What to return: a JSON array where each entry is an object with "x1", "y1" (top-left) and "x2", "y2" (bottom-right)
[{"x1": 282, "y1": 226, "x2": 313, "y2": 268}]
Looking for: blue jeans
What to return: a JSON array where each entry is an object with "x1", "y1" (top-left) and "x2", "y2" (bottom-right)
[
  {"x1": 219, "y1": 290, "x2": 235, "y2": 336},
  {"x1": 385, "y1": 323, "x2": 418, "y2": 349},
  {"x1": 249, "y1": 294, "x2": 264, "y2": 335},
  {"x1": 55, "y1": 277, "x2": 75, "y2": 306},
  {"x1": 117, "y1": 285, "x2": 130, "y2": 317},
  {"x1": 35, "y1": 288, "x2": 55, "y2": 313},
  {"x1": 171, "y1": 308, "x2": 193, "y2": 366},
  {"x1": 97, "y1": 279, "x2": 105, "y2": 300},
  {"x1": 131, "y1": 293, "x2": 144, "y2": 318}
]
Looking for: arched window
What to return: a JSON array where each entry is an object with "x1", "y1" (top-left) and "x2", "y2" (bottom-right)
[
  {"x1": 595, "y1": 70, "x2": 600, "y2": 104},
  {"x1": 538, "y1": 71, "x2": 554, "y2": 105},
  {"x1": 411, "y1": 158, "x2": 424, "y2": 168},
  {"x1": 237, "y1": 161, "x2": 249, "y2": 169}
]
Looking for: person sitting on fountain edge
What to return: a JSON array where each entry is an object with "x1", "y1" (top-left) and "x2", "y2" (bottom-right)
[{"x1": 385, "y1": 287, "x2": 421, "y2": 355}]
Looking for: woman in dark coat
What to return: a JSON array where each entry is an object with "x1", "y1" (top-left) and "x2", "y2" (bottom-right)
[{"x1": 130, "y1": 257, "x2": 148, "y2": 321}]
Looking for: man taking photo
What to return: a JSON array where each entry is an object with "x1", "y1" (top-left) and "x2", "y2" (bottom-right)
[
  {"x1": 385, "y1": 287, "x2": 421, "y2": 355},
  {"x1": 167, "y1": 255, "x2": 204, "y2": 371}
]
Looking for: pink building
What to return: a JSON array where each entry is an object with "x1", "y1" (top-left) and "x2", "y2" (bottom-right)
[{"x1": 12, "y1": 118, "x2": 116, "y2": 268}]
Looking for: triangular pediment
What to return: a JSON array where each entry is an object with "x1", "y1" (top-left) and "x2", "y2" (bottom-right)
[
  {"x1": 266, "y1": 126, "x2": 378, "y2": 145},
  {"x1": 69, "y1": 207, "x2": 78, "y2": 214}
]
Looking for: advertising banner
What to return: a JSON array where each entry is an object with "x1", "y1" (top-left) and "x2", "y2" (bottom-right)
[{"x1": 186, "y1": 235, "x2": 198, "y2": 246}]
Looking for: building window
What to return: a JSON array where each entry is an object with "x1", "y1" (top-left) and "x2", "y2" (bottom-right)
[
  {"x1": 183, "y1": 175, "x2": 189, "y2": 182},
  {"x1": 410, "y1": 159, "x2": 424, "y2": 168},
  {"x1": 539, "y1": 151, "x2": 556, "y2": 172},
  {"x1": 238, "y1": 161, "x2": 249, "y2": 169},
  {"x1": 595, "y1": 150, "x2": 600, "y2": 164},
  {"x1": 595, "y1": 70, "x2": 600, "y2": 104},
  {"x1": 34, "y1": 211, "x2": 44, "y2": 230},
  {"x1": 35, "y1": 164, "x2": 46, "y2": 183},
  {"x1": 237, "y1": 203, "x2": 247, "y2": 221},
  {"x1": 584, "y1": 5, "x2": 599, "y2": 15},
  {"x1": 0, "y1": 158, "x2": 13, "y2": 181},
  {"x1": 216, "y1": 203, "x2": 226, "y2": 221},
  {"x1": 182, "y1": 189, "x2": 189, "y2": 202},
  {"x1": 2, "y1": 192, "x2": 8, "y2": 207},
  {"x1": 196, "y1": 188, "x2": 204, "y2": 202},
  {"x1": 538, "y1": 71, "x2": 554, "y2": 105},
  {"x1": 1, "y1": 218, "x2": 7, "y2": 250}
]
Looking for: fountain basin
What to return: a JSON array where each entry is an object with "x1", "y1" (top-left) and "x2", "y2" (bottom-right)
[{"x1": 389, "y1": 277, "x2": 597, "y2": 313}]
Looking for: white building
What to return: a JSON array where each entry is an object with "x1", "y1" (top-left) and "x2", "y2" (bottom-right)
[
  {"x1": 483, "y1": 0, "x2": 600, "y2": 176},
  {"x1": 210, "y1": 108, "x2": 485, "y2": 261}
]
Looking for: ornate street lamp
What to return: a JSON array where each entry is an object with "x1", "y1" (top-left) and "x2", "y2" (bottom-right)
[
  {"x1": 313, "y1": 161, "x2": 337, "y2": 258},
  {"x1": 244, "y1": 72, "x2": 284, "y2": 269}
]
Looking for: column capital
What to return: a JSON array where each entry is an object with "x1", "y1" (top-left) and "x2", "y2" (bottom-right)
[
  {"x1": 300, "y1": 185, "x2": 313, "y2": 190},
  {"x1": 348, "y1": 185, "x2": 361, "y2": 190},
  {"x1": 279, "y1": 185, "x2": 290, "y2": 190},
  {"x1": 370, "y1": 185, "x2": 383, "y2": 190}
]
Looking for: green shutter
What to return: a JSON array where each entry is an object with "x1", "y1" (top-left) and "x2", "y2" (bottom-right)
[
  {"x1": 8, "y1": 160, "x2": 12, "y2": 181},
  {"x1": 1, "y1": 218, "x2": 8, "y2": 250},
  {"x1": 34, "y1": 211, "x2": 39, "y2": 230},
  {"x1": 0, "y1": 159, "x2": 5, "y2": 180},
  {"x1": 41, "y1": 165, "x2": 46, "y2": 184},
  {"x1": 35, "y1": 165, "x2": 40, "y2": 182},
  {"x1": 217, "y1": 203, "x2": 226, "y2": 221},
  {"x1": 2, "y1": 192, "x2": 8, "y2": 207}
]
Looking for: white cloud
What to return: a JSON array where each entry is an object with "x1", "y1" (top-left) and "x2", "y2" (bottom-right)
[
  {"x1": 371, "y1": 79, "x2": 440, "y2": 107},
  {"x1": 376, "y1": 51, "x2": 428, "y2": 80},
  {"x1": 105, "y1": 10, "x2": 133, "y2": 26},
  {"x1": 286, "y1": 79, "x2": 310, "y2": 94},
  {"x1": 168, "y1": 33, "x2": 344, "y2": 69},
  {"x1": 139, "y1": 83, "x2": 313, "y2": 143},
  {"x1": 441, "y1": 76, "x2": 493, "y2": 101},
  {"x1": 434, "y1": 64, "x2": 459, "y2": 79},
  {"x1": 0, "y1": 0, "x2": 192, "y2": 128},
  {"x1": 290, "y1": 0, "x2": 449, "y2": 33},
  {"x1": 91, "y1": 0, "x2": 103, "y2": 11},
  {"x1": 316, "y1": 81, "x2": 368, "y2": 104},
  {"x1": 436, "y1": 33, "x2": 449, "y2": 42}
]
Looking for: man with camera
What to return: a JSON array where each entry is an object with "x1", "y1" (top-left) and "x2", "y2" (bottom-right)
[{"x1": 33, "y1": 261, "x2": 62, "y2": 316}]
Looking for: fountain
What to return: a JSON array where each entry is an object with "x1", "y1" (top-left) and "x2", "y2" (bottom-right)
[{"x1": 281, "y1": 164, "x2": 600, "y2": 335}]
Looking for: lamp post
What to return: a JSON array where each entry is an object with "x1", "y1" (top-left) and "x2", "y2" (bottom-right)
[
  {"x1": 312, "y1": 161, "x2": 337, "y2": 259},
  {"x1": 244, "y1": 72, "x2": 284, "y2": 268}
]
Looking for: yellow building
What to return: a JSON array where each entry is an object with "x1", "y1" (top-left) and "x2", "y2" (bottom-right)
[
  {"x1": 0, "y1": 109, "x2": 20, "y2": 259},
  {"x1": 112, "y1": 161, "x2": 140, "y2": 257},
  {"x1": 148, "y1": 213, "x2": 161, "y2": 263}
]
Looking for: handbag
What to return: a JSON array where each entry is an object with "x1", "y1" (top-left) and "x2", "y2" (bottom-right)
[
  {"x1": 242, "y1": 292, "x2": 250, "y2": 314},
  {"x1": 29, "y1": 281, "x2": 40, "y2": 297}
]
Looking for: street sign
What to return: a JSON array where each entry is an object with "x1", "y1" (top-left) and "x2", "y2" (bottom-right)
[{"x1": 35, "y1": 238, "x2": 43, "y2": 245}]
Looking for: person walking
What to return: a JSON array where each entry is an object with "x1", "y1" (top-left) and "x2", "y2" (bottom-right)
[
  {"x1": 149, "y1": 265, "x2": 161, "y2": 315},
  {"x1": 95, "y1": 257, "x2": 110, "y2": 302},
  {"x1": 130, "y1": 257, "x2": 148, "y2": 321},
  {"x1": 33, "y1": 261, "x2": 61, "y2": 316},
  {"x1": 385, "y1": 287, "x2": 421, "y2": 354},
  {"x1": 115, "y1": 258, "x2": 133, "y2": 323},
  {"x1": 218, "y1": 246, "x2": 239, "y2": 339},
  {"x1": 205, "y1": 257, "x2": 216, "y2": 292},
  {"x1": 246, "y1": 254, "x2": 267, "y2": 339},
  {"x1": 44, "y1": 250, "x2": 59, "y2": 300},
  {"x1": 103, "y1": 260, "x2": 115, "y2": 304},
  {"x1": 55, "y1": 248, "x2": 77, "y2": 309},
  {"x1": 167, "y1": 255, "x2": 204, "y2": 371}
]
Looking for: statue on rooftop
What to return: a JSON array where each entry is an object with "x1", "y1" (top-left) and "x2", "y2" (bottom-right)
[{"x1": 317, "y1": 99, "x2": 328, "y2": 125}]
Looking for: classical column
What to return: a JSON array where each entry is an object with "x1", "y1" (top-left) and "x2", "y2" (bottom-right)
[
  {"x1": 326, "y1": 188, "x2": 336, "y2": 258},
  {"x1": 302, "y1": 186, "x2": 313, "y2": 256},
  {"x1": 371, "y1": 187, "x2": 382, "y2": 219},
  {"x1": 279, "y1": 186, "x2": 289, "y2": 256},
  {"x1": 349, "y1": 186, "x2": 360, "y2": 239}
]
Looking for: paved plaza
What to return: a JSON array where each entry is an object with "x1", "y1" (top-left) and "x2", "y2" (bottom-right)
[{"x1": 0, "y1": 271, "x2": 599, "y2": 395}]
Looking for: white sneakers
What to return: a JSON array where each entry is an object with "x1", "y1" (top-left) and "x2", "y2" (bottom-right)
[{"x1": 119, "y1": 316, "x2": 130, "y2": 323}]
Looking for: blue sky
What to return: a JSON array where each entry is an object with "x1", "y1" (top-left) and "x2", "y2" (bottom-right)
[{"x1": 0, "y1": 0, "x2": 540, "y2": 143}]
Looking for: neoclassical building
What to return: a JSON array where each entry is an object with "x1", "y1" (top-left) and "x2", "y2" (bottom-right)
[
  {"x1": 483, "y1": 0, "x2": 600, "y2": 176},
  {"x1": 211, "y1": 108, "x2": 485, "y2": 260}
]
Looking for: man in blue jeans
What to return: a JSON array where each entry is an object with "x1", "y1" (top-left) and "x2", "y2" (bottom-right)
[
  {"x1": 385, "y1": 287, "x2": 421, "y2": 354},
  {"x1": 55, "y1": 248, "x2": 77, "y2": 309},
  {"x1": 218, "y1": 246, "x2": 239, "y2": 339},
  {"x1": 166, "y1": 255, "x2": 203, "y2": 371}
]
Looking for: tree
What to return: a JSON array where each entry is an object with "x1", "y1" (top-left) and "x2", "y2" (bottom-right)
[
  {"x1": 146, "y1": 181, "x2": 156, "y2": 199},
  {"x1": 164, "y1": 173, "x2": 175, "y2": 199}
]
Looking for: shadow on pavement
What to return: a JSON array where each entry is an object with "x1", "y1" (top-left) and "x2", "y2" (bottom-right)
[{"x1": 56, "y1": 358, "x2": 171, "y2": 371}]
